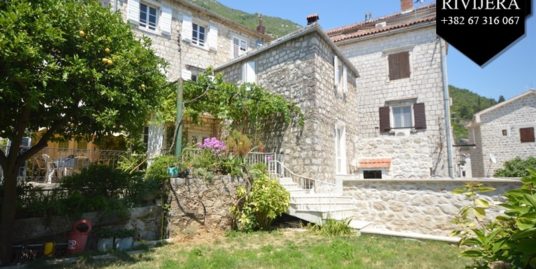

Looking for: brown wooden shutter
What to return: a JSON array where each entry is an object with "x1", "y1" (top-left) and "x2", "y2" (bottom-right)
[
  {"x1": 520, "y1": 127, "x2": 535, "y2": 143},
  {"x1": 388, "y1": 52, "x2": 410, "y2": 80},
  {"x1": 379, "y1": 106, "x2": 391, "y2": 132},
  {"x1": 413, "y1": 103, "x2": 427, "y2": 130}
]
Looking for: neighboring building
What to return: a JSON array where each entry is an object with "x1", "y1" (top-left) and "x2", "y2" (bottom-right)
[
  {"x1": 326, "y1": 2, "x2": 454, "y2": 179},
  {"x1": 215, "y1": 23, "x2": 359, "y2": 182},
  {"x1": 467, "y1": 90, "x2": 536, "y2": 177},
  {"x1": 105, "y1": 0, "x2": 271, "y2": 157}
]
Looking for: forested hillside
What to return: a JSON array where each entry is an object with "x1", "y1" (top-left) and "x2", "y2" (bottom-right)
[
  {"x1": 187, "y1": 0, "x2": 301, "y2": 38},
  {"x1": 449, "y1": 85, "x2": 498, "y2": 143}
]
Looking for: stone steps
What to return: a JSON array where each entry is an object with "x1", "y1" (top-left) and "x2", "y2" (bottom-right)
[{"x1": 279, "y1": 176, "x2": 370, "y2": 228}]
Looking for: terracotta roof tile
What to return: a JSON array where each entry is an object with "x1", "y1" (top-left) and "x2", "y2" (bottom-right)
[
  {"x1": 359, "y1": 159, "x2": 392, "y2": 169},
  {"x1": 327, "y1": 4, "x2": 436, "y2": 42}
]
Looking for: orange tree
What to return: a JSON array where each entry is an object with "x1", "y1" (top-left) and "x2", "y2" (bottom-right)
[{"x1": 0, "y1": 0, "x2": 172, "y2": 263}]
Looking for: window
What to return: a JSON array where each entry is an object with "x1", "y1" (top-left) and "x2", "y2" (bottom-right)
[
  {"x1": 333, "y1": 56, "x2": 348, "y2": 94},
  {"x1": 379, "y1": 102, "x2": 426, "y2": 132},
  {"x1": 392, "y1": 106, "x2": 412, "y2": 128},
  {"x1": 233, "y1": 37, "x2": 248, "y2": 58},
  {"x1": 520, "y1": 127, "x2": 535, "y2": 143},
  {"x1": 242, "y1": 61, "x2": 256, "y2": 84},
  {"x1": 502, "y1": 129, "x2": 508, "y2": 136},
  {"x1": 335, "y1": 123, "x2": 347, "y2": 175},
  {"x1": 364, "y1": 170, "x2": 382, "y2": 179},
  {"x1": 139, "y1": 3, "x2": 157, "y2": 31},
  {"x1": 388, "y1": 51, "x2": 410, "y2": 80},
  {"x1": 192, "y1": 23, "x2": 206, "y2": 47}
]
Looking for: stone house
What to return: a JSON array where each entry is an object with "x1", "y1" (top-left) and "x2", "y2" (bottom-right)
[
  {"x1": 215, "y1": 24, "x2": 360, "y2": 182},
  {"x1": 103, "y1": 0, "x2": 271, "y2": 156},
  {"x1": 467, "y1": 90, "x2": 536, "y2": 177},
  {"x1": 326, "y1": 2, "x2": 455, "y2": 179}
]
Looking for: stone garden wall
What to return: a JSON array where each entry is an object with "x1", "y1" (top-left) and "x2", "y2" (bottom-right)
[
  {"x1": 343, "y1": 178, "x2": 521, "y2": 237},
  {"x1": 167, "y1": 176, "x2": 245, "y2": 237},
  {"x1": 13, "y1": 206, "x2": 162, "y2": 244}
]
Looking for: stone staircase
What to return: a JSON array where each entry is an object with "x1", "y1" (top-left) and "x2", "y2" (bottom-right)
[{"x1": 278, "y1": 177, "x2": 370, "y2": 230}]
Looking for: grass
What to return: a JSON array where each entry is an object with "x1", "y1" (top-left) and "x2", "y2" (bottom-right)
[{"x1": 32, "y1": 229, "x2": 469, "y2": 269}]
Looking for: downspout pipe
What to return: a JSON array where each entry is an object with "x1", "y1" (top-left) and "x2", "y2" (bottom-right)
[{"x1": 439, "y1": 38, "x2": 455, "y2": 178}]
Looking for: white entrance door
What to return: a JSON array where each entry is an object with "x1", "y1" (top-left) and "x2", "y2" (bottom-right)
[{"x1": 335, "y1": 124, "x2": 347, "y2": 175}]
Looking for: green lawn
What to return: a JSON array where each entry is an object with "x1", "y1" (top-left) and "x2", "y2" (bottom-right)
[{"x1": 34, "y1": 229, "x2": 469, "y2": 269}]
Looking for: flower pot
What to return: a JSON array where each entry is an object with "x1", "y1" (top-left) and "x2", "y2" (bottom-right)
[
  {"x1": 97, "y1": 238, "x2": 114, "y2": 252},
  {"x1": 114, "y1": 237, "x2": 134, "y2": 251}
]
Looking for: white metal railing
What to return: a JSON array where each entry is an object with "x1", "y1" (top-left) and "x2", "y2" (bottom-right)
[
  {"x1": 267, "y1": 160, "x2": 336, "y2": 193},
  {"x1": 18, "y1": 147, "x2": 127, "y2": 183}
]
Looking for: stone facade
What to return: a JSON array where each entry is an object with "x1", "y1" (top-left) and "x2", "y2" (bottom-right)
[
  {"x1": 468, "y1": 90, "x2": 536, "y2": 177},
  {"x1": 343, "y1": 179, "x2": 521, "y2": 237},
  {"x1": 216, "y1": 26, "x2": 359, "y2": 182},
  {"x1": 333, "y1": 26, "x2": 452, "y2": 179},
  {"x1": 110, "y1": 0, "x2": 270, "y2": 157},
  {"x1": 167, "y1": 176, "x2": 245, "y2": 236}
]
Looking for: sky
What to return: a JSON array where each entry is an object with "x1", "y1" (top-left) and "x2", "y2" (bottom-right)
[{"x1": 219, "y1": 0, "x2": 536, "y2": 100}]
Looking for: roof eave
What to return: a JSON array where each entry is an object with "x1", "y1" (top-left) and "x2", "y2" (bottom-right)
[
  {"x1": 333, "y1": 20, "x2": 436, "y2": 46},
  {"x1": 215, "y1": 24, "x2": 359, "y2": 78}
]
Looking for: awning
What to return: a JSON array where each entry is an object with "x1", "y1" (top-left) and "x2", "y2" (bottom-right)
[{"x1": 359, "y1": 159, "x2": 391, "y2": 169}]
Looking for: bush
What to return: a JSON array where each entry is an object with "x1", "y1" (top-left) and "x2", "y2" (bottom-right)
[
  {"x1": 454, "y1": 169, "x2": 536, "y2": 268},
  {"x1": 308, "y1": 219, "x2": 355, "y2": 237},
  {"x1": 1, "y1": 165, "x2": 163, "y2": 219},
  {"x1": 494, "y1": 157, "x2": 536, "y2": 178},
  {"x1": 145, "y1": 155, "x2": 179, "y2": 181},
  {"x1": 231, "y1": 171, "x2": 289, "y2": 232}
]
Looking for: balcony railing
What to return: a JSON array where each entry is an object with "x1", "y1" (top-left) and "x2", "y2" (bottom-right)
[{"x1": 14, "y1": 147, "x2": 127, "y2": 183}]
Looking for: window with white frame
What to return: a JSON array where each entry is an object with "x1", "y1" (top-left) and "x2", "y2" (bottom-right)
[
  {"x1": 241, "y1": 61, "x2": 256, "y2": 84},
  {"x1": 233, "y1": 37, "x2": 248, "y2": 58},
  {"x1": 333, "y1": 56, "x2": 348, "y2": 94},
  {"x1": 192, "y1": 23, "x2": 206, "y2": 47},
  {"x1": 139, "y1": 3, "x2": 158, "y2": 31},
  {"x1": 392, "y1": 105, "x2": 413, "y2": 128}
]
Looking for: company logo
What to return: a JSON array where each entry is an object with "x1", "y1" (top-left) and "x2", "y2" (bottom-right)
[{"x1": 437, "y1": 0, "x2": 532, "y2": 66}]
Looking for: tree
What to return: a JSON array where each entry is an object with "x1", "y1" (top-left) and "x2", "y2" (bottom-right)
[
  {"x1": 498, "y1": 95, "x2": 506, "y2": 103},
  {"x1": 0, "y1": 0, "x2": 172, "y2": 263}
]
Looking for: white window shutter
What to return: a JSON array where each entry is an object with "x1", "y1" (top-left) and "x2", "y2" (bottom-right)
[
  {"x1": 334, "y1": 56, "x2": 339, "y2": 91},
  {"x1": 246, "y1": 61, "x2": 256, "y2": 83},
  {"x1": 127, "y1": 0, "x2": 140, "y2": 24},
  {"x1": 181, "y1": 15, "x2": 192, "y2": 42},
  {"x1": 241, "y1": 63, "x2": 247, "y2": 83},
  {"x1": 160, "y1": 5, "x2": 172, "y2": 35},
  {"x1": 343, "y1": 65, "x2": 348, "y2": 93},
  {"x1": 207, "y1": 24, "x2": 218, "y2": 51},
  {"x1": 181, "y1": 69, "x2": 192, "y2": 81}
]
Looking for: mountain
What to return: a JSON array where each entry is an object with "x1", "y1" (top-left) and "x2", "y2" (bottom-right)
[
  {"x1": 449, "y1": 85, "x2": 497, "y2": 143},
  {"x1": 187, "y1": 0, "x2": 302, "y2": 38}
]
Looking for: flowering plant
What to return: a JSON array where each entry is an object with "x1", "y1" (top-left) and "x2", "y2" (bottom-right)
[{"x1": 198, "y1": 137, "x2": 226, "y2": 153}]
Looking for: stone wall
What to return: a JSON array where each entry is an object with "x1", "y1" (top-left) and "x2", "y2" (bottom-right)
[
  {"x1": 343, "y1": 179, "x2": 521, "y2": 237},
  {"x1": 469, "y1": 92, "x2": 536, "y2": 177},
  {"x1": 337, "y1": 26, "x2": 453, "y2": 178},
  {"x1": 13, "y1": 206, "x2": 162, "y2": 244},
  {"x1": 167, "y1": 176, "x2": 245, "y2": 236},
  {"x1": 218, "y1": 31, "x2": 359, "y2": 182}
]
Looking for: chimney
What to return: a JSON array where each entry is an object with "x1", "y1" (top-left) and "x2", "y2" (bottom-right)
[
  {"x1": 307, "y1": 14, "x2": 319, "y2": 25},
  {"x1": 401, "y1": 0, "x2": 414, "y2": 13},
  {"x1": 256, "y1": 14, "x2": 266, "y2": 34}
]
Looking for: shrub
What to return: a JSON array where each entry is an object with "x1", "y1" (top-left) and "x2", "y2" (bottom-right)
[
  {"x1": 454, "y1": 169, "x2": 536, "y2": 268},
  {"x1": 494, "y1": 157, "x2": 536, "y2": 178},
  {"x1": 1, "y1": 165, "x2": 163, "y2": 219},
  {"x1": 225, "y1": 131, "x2": 252, "y2": 157},
  {"x1": 231, "y1": 171, "x2": 289, "y2": 232},
  {"x1": 308, "y1": 219, "x2": 355, "y2": 237},
  {"x1": 145, "y1": 155, "x2": 179, "y2": 181}
]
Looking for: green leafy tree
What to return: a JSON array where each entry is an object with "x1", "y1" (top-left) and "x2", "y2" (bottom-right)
[
  {"x1": 498, "y1": 95, "x2": 506, "y2": 103},
  {"x1": 453, "y1": 171, "x2": 536, "y2": 268},
  {"x1": 0, "y1": 0, "x2": 172, "y2": 262},
  {"x1": 495, "y1": 157, "x2": 536, "y2": 178}
]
